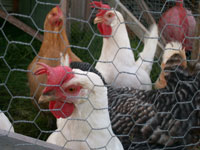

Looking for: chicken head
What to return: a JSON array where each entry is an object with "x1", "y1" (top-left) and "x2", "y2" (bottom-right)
[
  {"x1": 91, "y1": 1, "x2": 123, "y2": 37},
  {"x1": 34, "y1": 63, "x2": 76, "y2": 119},
  {"x1": 45, "y1": 6, "x2": 64, "y2": 31}
]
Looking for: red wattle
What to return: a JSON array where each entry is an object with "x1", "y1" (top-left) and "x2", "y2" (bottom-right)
[
  {"x1": 49, "y1": 101, "x2": 74, "y2": 118},
  {"x1": 97, "y1": 23, "x2": 112, "y2": 38}
]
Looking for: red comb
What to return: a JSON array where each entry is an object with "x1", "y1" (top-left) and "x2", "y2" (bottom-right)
[
  {"x1": 176, "y1": 0, "x2": 183, "y2": 7},
  {"x1": 34, "y1": 62, "x2": 51, "y2": 75},
  {"x1": 90, "y1": 1, "x2": 111, "y2": 17},
  {"x1": 34, "y1": 63, "x2": 74, "y2": 93},
  {"x1": 56, "y1": 5, "x2": 63, "y2": 16}
]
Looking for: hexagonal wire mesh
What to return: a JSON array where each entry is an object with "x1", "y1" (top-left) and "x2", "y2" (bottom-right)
[{"x1": 0, "y1": 0, "x2": 200, "y2": 150}]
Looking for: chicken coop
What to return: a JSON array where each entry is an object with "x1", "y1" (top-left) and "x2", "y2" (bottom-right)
[{"x1": 0, "y1": 0, "x2": 200, "y2": 149}]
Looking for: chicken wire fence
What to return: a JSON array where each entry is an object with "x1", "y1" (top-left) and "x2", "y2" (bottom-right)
[{"x1": 0, "y1": 0, "x2": 200, "y2": 150}]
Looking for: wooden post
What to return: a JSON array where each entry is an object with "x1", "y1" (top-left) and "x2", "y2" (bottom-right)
[
  {"x1": 189, "y1": 2, "x2": 200, "y2": 70},
  {"x1": 84, "y1": 0, "x2": 91, "y2": 31},
  {"x1": 0, "y1": 9, "x2": 43, "y2": 42},
  {"x1": 13, "y1": 0, "x2": 19, "y2": 12},
  {"x1": 71, "y1": 0, "x2": 91, "y2": 31},
  {"x1": 61, "y1": 0, "x2": 71, "y2": 38},
  {"x1": 135, "y1": 0, "x2": 156, "y2": 24},
  {"x1": 84, "y1": 0, "x2": 91, "y2": 22}
]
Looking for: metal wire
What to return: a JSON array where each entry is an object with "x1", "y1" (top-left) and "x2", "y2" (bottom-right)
[{"x1": 0, "y1": 0, "x2": 199, "y2": 150}]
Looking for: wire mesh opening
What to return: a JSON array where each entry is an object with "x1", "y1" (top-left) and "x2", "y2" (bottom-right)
[{"x1": 0, "y1": 0, "x2": 200, "y2": 150}]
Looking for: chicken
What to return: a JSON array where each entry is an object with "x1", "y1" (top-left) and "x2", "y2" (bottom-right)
[
  {"x1": 107, "y1": 66, "x2": 199, "y2": 149},
  {"x1": 35, "y1": 48, "x2": 200, "y2": 150},
  {"x1": 158, "y1": 0, "x2": 196, "y2": 51},
  {"x1": 34, "y1": 63, "x2": 124, "y2": 150},
  {"x1": 91, "y1": 1, "x2": 158, "y2": 90},
  {"x1": 27, "y1": 6, "x2": 81, "y2": 111},
  {"x1": 155, "y1": 42, "x2": 187, "y2": 89},
  {"x1": 62, "y1": 54, "x2": 200, "y2": 149},
  {"x1": 0, "y1": 110, "x2": 14, "y2": 132}
]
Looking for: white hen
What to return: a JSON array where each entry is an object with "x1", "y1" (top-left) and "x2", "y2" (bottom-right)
[
  {"x1": 35, "y1": 62, "x2": 123, "y2": 150},
  {"x1": 92, "y1": 1, "x2": 158, "y2": 90},
  {"x1": 0, "y1": 110, "x2": 14, "y2": 132}
]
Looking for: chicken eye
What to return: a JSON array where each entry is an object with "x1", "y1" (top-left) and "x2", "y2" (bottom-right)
[
  {"x1": 65, "y1": 86, "x2": 77, "y2": 93},
  {"x1": 64, "y1": 85, "x2": 82, "y2": 95},
  {"x1": 107, "y1": 13, "x2": 113, "y2": 18},
  {"x1": 52, "y1": 13, "x2": 56, "y2": 17},
  {"x1": 69, "y1": 87, "x2": 75, "y2": 92}
]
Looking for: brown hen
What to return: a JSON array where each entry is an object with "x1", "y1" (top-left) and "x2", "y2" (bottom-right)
[{"x1": 27, "y1": 6, "x2": 81, "y2": 112}]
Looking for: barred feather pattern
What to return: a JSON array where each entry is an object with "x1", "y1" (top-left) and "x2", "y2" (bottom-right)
[
  {"x1": 70, "y1": 62, "x2": 200, "y2": 149},
  {"x1": 155, "y1": 52, "x2": 187, "y2": 89},
  {"x1": 165, "y1": 54, "x2": 186, "y2": 68},
  {"x1": 162, "y1": 54, "x2": 187, "y2": 80},
  {"x1": 108, "y1": 66, "x2": 200, "y2": 149}
]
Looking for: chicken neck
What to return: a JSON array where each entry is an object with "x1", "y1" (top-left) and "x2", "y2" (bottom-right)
[
  {"x1": 99, "y1": 22, "x2": 135, "y2": 65},
  {"x1": 56, "y1": 86, "x2": 118, "y2": 149}
]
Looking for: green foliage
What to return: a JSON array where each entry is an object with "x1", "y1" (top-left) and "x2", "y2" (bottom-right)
[{"x1": 70, "y1": 21, "x2": 103, "y2": 64}]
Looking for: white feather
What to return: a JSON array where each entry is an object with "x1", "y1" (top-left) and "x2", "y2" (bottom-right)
[
  {"x1": 60, "y1": 52, "x2": 70, "y2": 67},
  {"x1": 162, "y1": 42, "x2": 183, "y2": 64},
  {"x1": 0, "y1": 110, "x2": 14, "y2": 132},
  {"x1": 95, "y1": 10, "x2": 158, "y2": 90},
  {"x1": 135, "y1": 24, "x2": 158, "y2": 75},
  {"x1": 46, "y1": 69, "x2": 123, "y2": 150}
]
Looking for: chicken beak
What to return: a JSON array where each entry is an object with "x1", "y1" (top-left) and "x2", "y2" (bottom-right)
[
  {"x1": 38, "y1": 91, "x2": 56, "y2": 104},
  {"x1": 94, "y1": 17, "x2": 103, "y2": 24}
]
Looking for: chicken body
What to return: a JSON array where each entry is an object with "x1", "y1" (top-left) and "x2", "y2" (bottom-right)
[
  {"x1": 35, "y1": 65, "x2": 123, "y2": 150},
  {"x1": 108, "y1": 67, "x2": 200, "y2": 149},
  {"x1": 27, "y1": 6, "x2": 81, "y2": 109},
  {"x1": 46, "y1": 99, "x2": 123, "y2": 150},
  {"x1": 93, "y1": 2, "x2": 158, "y2": 90},
  {"x1": 0, "y1": 110, "x2": 14, "y2": 132}
]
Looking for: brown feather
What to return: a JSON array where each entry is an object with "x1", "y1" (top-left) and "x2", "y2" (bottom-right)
[
  {"x1": 155, "y1": 46, "x2": 187, "y2": 89},
  {"x1": 27, "y1": 7, "x2": 81, "y2": 114}
]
